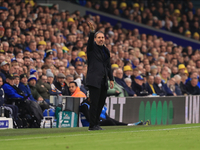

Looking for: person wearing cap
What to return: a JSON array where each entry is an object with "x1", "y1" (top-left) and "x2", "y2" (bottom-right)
[
  {"x1": 193, "y1": 32, "x2": 199, "y2": 40},
  {"x1": 46, "y1": 69, "x2": 62, "y2": 95},
  {"x1": 86, "y1": 22, "x2": 114, "y2": 131},
  {"x1": 131, "y1": 75, "x2": 147, "y2": 96},
  {"x1": 30, "y1": 68, "x2": 38, "y2": 80},
  {"x1": 186, "y1": 76, "x2": 200, "y2": 95},
  {"x1": 69, "y1": 81, "x2": 86, "y2": 98},
  {"x1": 178, "y1": 64, "x2": 186, "y2": 74},
  {"x1": 0, "y1": 76, "x2": 19, "y2": 123},
  {"x1": 53, "y1": 73, "x2": 70, "y2": 95},
  {"x1": 123, "y1": 65, "x2": 132, "y2": 78},
  {"x1": 28, "y1": 75, "x2": 44, "y2": 102},
  {"x1": 74, "y1": 57, "x2": 84, "y2": 66},
  {"x1": 2, "y1": 74, "x2": 25, "y2": 100},
  {"x1": 18, "y1": 74, "x2": 37, "y2": 102},
  {"x1": 78, "y1": 51, "x2": 87, "y2": 61},
  {"x1": 185, "y1": 30, "x2": 191, "y2": 38},
  {"x1": 45, "y1": 49, "x2": 53, "y2": 59},
  {"x1": 153, "y1": 75, "x2": 174, "y2": 96},
  {"x1": 0, "y1": 61, "x2": 10, "y2": 82}
]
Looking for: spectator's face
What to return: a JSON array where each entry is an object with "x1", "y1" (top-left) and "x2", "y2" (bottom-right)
[
  {"x1": 29, "y1": 42, "x2": 36, "y2": 51},
  {"x1": 125, "y1": 80, "x2": 132, "y2": 88},
  {"x1": 7, "y1": 78, "x2": 14, "y2": 86},
  {"x1": 41, "y1": 75, "x2": 47, "y2": 83},
  {"x1": 154, "y1": 77, "x2": 161, "y2": 84},
  {"x1": 21, "y1": 77, "x2": 27, "y2": 84},
  {"x1": 148, "y1": 76, "x2": 154, "y2": 85},
  {"x1": 24, "y1": 58, "x2": 31, "y2": 66},
  {"x1": 66, "y1": 77, "x2": 74, "y2": 84},
  {"x1": 95, "y1": 33, "x2": 105, "y2": 46},
  {"x1": 59, "y1": 66, "x2": 65, "y2": 74},
  {"x1": 116, "y1": 69, "x2": 123, "y2": 79},
  {"x1": 76, "y1": 66, "x2": 83, "y2": 75},
  {"x1": 69, "y1": 83, "x2": 77, "y2": 94},
  {"x1": 47, "y1": 76, "x2": 54, "y2": 84},
  {"x1": 14, "y1": 77, "x2": 20, "y2": 85},
  {"x1": 0, "y1": 78, "x2": 3, "y2": 86},
  {"x1": 135, "y1": 79, "x2": 143, "y2": 86},
  {"x1": 29, "y1": 79, "x2": 36, "y2": 86},
  {"x1": 191, "y1": 78, "x2": 198, "y2": 87},
  {"x1": 161, "y1": 71, "x2": 168, "y2": 79},
  {"x1": 1, "y1": 64, "x2": 9, "y2": 71},
  {"x1": 69, "y1": 66, "x2": 75, "y2": 75},
  {"x1": 57, "y1": 77, "x2": 65, "y2": 84}
]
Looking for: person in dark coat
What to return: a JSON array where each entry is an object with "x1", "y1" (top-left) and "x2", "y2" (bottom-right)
[
  {"x1": 186, "y1": 77, "x2": 200, "y2": 95},
  {"x1": 115, "y1": 68, "x2": 136, "y2": 96},
  {"x1": 0, "y1": 76, "x2": 18, "y2": 121},
  {"x1": 180, "y1": 73, "x2": 189, "y2": 95},
  {"x1": 53, "y1": 73, "x2": 70, "y2": 96},
  {"x1": 132, "y1": 75, "x2": 146, "y2": 96},
  {"x1": 86, "y1": 22, "x2": 114, "y2": 131},
  {"x1": 145, "y1": 75, "x2": 157, "y2": 95},
  {"x1": 2, "y1": 74, "x2": 26, "y2": 100},
  {"x1": 153, "y1": 75, "x2": 174, "y2": 96},
  {"x1": 18, "y1": 74, "x2": 37, "y2": 102}
]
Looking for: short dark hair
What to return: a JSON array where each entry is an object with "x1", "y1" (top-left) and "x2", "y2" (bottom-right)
[
  {"x1": 94, "y1": 31, "x2": 104, "y2": 38},
  {"x1": 69, "y1": 81, "x2": 77, "y2": 87}
]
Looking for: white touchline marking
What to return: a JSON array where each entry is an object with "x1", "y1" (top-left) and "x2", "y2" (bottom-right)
[{"x1": 0, "y1": 126, "x2": 200, "y2": 142}]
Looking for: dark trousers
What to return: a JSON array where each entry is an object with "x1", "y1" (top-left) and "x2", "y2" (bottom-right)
[{"x1": 88, "y1": 77, "x2": 107, "y2": 127}]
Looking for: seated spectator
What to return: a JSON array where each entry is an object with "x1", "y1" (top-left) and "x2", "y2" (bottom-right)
[
  {"x1": 69, "y1": 81, "x2": 86, "y2": 98},
  {"x1": 186, "y1": 77, "x2": 200, "y2": 95},
  {"x1": 107, "y1": 79, "x2": 128, "y2": 97},
  {"x1": 123, "y1": 65, "x2": 132, "y2": 78},
  {"x1": 75, "y1": 64, "x2": 86, "y2": 86},
  {"x1": 46, "y1": 69, "x2": 61, "y2": 95},
  {"x1": 153, "y1": 75, "x2": 174, "y2": 96},
  {"x1": 36, "y1": 75, "x2": 51, "y2": 104},
  {"x1": 115, "y1": 68, "x2": 136, "y2": 96},
  {"x1": 0, "y1": 61, "x2": 10, "y2": 82},
  {"x1": 132, "y1": 75, "x2": 147, "y2": 96},
  {"x1": 0, "y1": 76, "x2": 18, "y2": 121},
  {"x1": 2, "y1": 74, "x2": 25, "y2": 100},
  {"x1": 124, "y1": 78, "x2": 136, "y2": 97},
  {"x1": 53, "y1": 73, "x2": 70, "y2": 95},
  {"x1": 28, "y1": 75, "x2": 43, "y2": 102},
  {"x1": 18, "y1": 74, "x2": 37, "y2": 102},
  {"x1": 180, "y1": 73, "x2": 189, "y2": 95},
  {"x1": 167, "y1": 77, "x2": 182, "y2": 96},
  {"x1": 145, "y1": 75, "x2": 157, "y2": 95}
]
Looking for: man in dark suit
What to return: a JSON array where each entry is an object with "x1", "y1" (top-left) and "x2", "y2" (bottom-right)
[
  {"x1": 145, "y1": 75, "x2": 156, "y2": 95},
  {"x1": 153, "y1": 75, "x2": 174, "y2": 96},
  {"x1": 86, "y1": 22, "x2": 114, "y2": 131}
]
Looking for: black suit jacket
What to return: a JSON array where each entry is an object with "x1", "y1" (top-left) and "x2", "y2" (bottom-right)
[
  {"x1": 86, "y1": 32, "x2": 114, "y2": 89},
  {"x1": 145, "y1": 83, "x2": 154, "y2": 95},
  {"x1": 53, "y1": 80, "x2": 70, "y2": 96}
]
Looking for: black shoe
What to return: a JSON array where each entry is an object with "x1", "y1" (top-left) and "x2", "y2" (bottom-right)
[
  {"x1": 88, "y1": 125, "x2": 99, "y2": 131},
  {"x1": 96, "y1": 125, "x2": 104, "y2": 130}
]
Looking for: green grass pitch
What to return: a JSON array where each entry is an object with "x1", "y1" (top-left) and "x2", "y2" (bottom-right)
[{"x1": 1, "y1": 123, "x2": 200, "y2": 150}]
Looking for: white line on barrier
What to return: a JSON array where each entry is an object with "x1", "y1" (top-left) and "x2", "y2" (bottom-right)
[{"x1": 0, "y1": 125, "x2": 200, "y2": 142}]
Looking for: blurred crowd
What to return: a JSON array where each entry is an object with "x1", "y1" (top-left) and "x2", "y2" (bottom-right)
[
  {"x1": 74, "y1": 0, "x2": 200, "y2": 40},
  {"x1": 0, "y1": 0, "x2": 199, "y2": 112}
]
